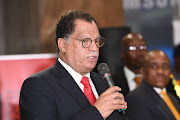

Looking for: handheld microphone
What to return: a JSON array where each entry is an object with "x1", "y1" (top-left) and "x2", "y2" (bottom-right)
[{"x1": 97, "y1": 63, "x2": 126, "y2": 114}]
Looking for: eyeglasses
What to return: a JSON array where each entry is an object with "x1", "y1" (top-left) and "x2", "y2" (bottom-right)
[
  {"x1": 65, "y1": 37, "x2": 105, "y2": 48},
  {"x1": 126, "y1": 45, "x2": 148, "y2": 51},
  {"x1": 150, "y1": 63, "x2": 170, "y2": 70}
]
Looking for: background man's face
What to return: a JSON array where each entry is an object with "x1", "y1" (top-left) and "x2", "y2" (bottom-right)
[
  {"x1": 122, "y1": 38, "x2": 147, "y2": 70},
  {"x1": 142, "y1": 51, "x2": 171, "y2": 88}
]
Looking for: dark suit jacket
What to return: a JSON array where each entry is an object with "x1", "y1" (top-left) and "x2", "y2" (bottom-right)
[
  {"x1": 112, "y1": 66, "x2": 129, "y2": 97},
  {"x1": 19, "y1": 59, "x2": 127, "y2": 120},
  {"x1": 112, "y1": 66, "x2": 179, "y2": 99},
  {"x1": 126, "y1": 80, "x2": 180, "y2": 120}
]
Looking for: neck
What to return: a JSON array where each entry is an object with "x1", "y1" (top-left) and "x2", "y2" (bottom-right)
[{"x1": 127, "y1": 66, "x2": 141, "y2": 74}]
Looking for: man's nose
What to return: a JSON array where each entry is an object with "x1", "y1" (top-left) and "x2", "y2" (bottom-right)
[
  {"x1": 88, "y1": 40, "x2": 98, "y2": 51},
  {"x1": 157, "y1": 67, "x2": 165, "y2": 73}
]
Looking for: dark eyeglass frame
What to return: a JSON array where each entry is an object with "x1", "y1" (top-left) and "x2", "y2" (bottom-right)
[
  {"x1": 150, "y1": 63, "x2": 170, "y2": 70},
  {"x1": 125, "y1": 45, "x2": 148, "y2": 51},
  {"x1": 65, "y1": 37, "x2": 105, "y2": 48}
]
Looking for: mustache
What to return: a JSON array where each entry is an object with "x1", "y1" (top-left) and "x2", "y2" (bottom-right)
[
  {"x1": 157, "y1": 74, "x2": 166, "y2": 79},
  {"x1": 84, "y1": 52, "x2": 98, "y2": 58}
]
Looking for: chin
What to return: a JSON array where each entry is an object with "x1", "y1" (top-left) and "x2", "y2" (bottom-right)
[
  {"x1": 89, "y1": 64, "x2": 96, "y2": 69},
  {"x1": 89, "y1": 61, "x2": 97, "y2": 65},
  {"x1": 86, "y1": 63, "x2": 96, "y2": 70},
  {"x1": 156, "y1": 83, "x2": 166, "y2": 89}
]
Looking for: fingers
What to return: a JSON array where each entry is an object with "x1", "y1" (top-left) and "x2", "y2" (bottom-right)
[
  {"x1": 109, "y1": 91, "x2": 127, "y2": 110},
  {"x1": 93, "y1": 86, "x2": 127, "y2": 119},
  {"x1": 100, "y1": 86, "x2": 121, "y2": 97},
  {"x1": 106, "y1": 86, "x2": 122, "y2": 94},
  {"x1": 101, "y1": 86, "x2": 124, "y2": 100},
  {"x1": 112, "y1": 90, "x2": 125, "y2": 100},
  {"x1": 111, "y1": 97, "x2": 127, "y2": 109}
]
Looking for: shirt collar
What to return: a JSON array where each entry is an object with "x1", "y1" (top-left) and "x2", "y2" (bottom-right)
[
  {"x1": 153, "y1": 87, "x2": 167, "y2": 94},
  {"x1": 153, "y1": 87, "x2": 167, "y2": 98},
  {"x1": 124, "y1": 66, "x2": 136, "y2": 82},
  {"x1": 124, "y1": 66, "x2": 142, "y2": 91},
  {"x1": 58, "y1": 58, "x2": 90, "y2": 84}
]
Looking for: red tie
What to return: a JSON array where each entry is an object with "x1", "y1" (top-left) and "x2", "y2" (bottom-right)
[{"x1": 81, "y1": 77, "x2": 96, "y2": 105}]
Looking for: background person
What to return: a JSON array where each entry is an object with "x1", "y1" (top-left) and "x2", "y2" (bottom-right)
[
  {"x1": 19, "y1": 10, "x2": 127, "y2": 120},
  {"x1": 112, "y1": 33, "x2": 178, "y2": 99},
  {"x1": 126, "y1": 49, "x2": 180, "y2": 120},
  {"x1": 112, "y1": 33, "x2": 148, "y2": 97}
]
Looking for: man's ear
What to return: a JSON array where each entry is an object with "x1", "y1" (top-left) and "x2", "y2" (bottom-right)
[{"x1": 57, "y1": 38, "x2": 66, "y2": 52}]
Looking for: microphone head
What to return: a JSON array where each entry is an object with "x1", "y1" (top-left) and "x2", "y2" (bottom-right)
[{"x1": 97, "y1": 63, "x2": 110, "y2": 76}]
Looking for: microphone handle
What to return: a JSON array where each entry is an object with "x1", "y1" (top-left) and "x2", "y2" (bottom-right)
[
  {"x1": 102, "y1": 73, "x2": 115, "y2": 87},
  {"x1": 103, "y1": 73, "x2": 126, "y2": 114}
]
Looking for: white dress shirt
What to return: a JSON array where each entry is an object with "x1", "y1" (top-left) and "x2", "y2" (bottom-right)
[
  {"x1": 153, "y1": 87, "x2": 167, "y2": 99},
  {"x1": 58, "y1": 58, "x2": 99, "y2": 99},
  {"x1": 124, "y1": 66, "x2": 137, "y2": 91}
]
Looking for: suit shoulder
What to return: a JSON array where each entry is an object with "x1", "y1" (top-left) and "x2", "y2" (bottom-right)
[
  {"x1": 126, "y1": 87, "x2": 146, "y2": 100},
  {"x1": 29, "y1": 66, "x2": 54, "y2": 78},
  {"x1": 22, "y1": 66, "x2": 56, "y2": 87}
]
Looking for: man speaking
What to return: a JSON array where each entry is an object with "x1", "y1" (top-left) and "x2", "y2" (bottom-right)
[{"x1": 19, "y1": 10, "x2": 127, "y2": 120}]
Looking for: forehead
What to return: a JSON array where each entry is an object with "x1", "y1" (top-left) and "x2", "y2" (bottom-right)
[
  {"x1": 146, "y1": 52, "x2": 170, "y2": 65},
  {"x1": 123, "y1": 35, "x2": 146, "y2": 47},
  {"x1": 127, "y1": 39, "x2": 146, "y2": 46},
  {"x1": 73, "y1": 19, "x2": 99, "y2": 37},
  {"x1": 126, "y1": 34, "x2": 143, "y2": 40}
]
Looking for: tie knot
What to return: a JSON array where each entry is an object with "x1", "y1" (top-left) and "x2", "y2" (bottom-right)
[
  {"x1": 81, "y1": 77, "x2": 90, "y2": 87},
  {"x1": 160, "y1": 90, "x2": 166, "y2": 96},
  {"x1": 134, "y1": 76, "x2": 142, "y2": 87}
]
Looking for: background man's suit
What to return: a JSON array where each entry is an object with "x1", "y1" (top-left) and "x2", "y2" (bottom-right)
[
  {"x1": 19, "y1": 59, "x2": 127, "y2": 120},
  {"x1": 113, "y1": 66, "x2": 178, "y2": 98},
  {"x1": 126, "y1": 80, "x2": 180, "y2": 120},
  {"x1": 112, "y1": 66, "x2": 130, "y2": 97}
]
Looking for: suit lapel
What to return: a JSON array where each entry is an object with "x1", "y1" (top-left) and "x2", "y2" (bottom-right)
[
  {"x1": 121, "y1": 70, "x2": 130, "y2": 95},
  {"x1": 90, "y1": 72, "x2": 107, "y2": 96},
  {"x1": 53, "y1": 59, "x2": 91, "y2": 109},
  {"x1": 155, "y1": 93, "x2": 175, "y2": 119},
  {"x1": 168, "y1": 93, "x2": 180, "y2": 113},
  {"x1": 58, "y1": 75, "x2": 91, "y2": 108},
  {"x1": 142, "y1": 81, "x2": 176, "y2": 119},
  {"x1": 113, "y1": 67, "x2": 129, "y2": 96}
]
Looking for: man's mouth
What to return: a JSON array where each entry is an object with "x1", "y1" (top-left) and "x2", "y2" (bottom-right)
[{"x1": 87, "y1": 56, "x2": 97, "y2": 61}]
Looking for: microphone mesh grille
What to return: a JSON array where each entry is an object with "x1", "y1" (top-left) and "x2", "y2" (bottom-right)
[{"x1": 97, "y1": 63, "x2": 110, "y2": 76}]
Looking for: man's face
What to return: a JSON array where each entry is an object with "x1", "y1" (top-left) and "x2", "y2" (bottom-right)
[
  {"x1": 141, "y1": 51, "x2": 171, "y2": 88},
  {"x1": 60, "y1": 19, "x2": 100, "y2": 76},
  {"x1": 122, "y1": 36, "x2": 147, "y2": 70}
]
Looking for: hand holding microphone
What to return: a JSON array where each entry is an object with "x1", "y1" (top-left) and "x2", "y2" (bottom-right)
[
  {"x1": 97, "y1": 63, "x2": 127, "y2": 113},
  {"x1": 93, "y1": 63, "x2": 127, "y2": 119}
]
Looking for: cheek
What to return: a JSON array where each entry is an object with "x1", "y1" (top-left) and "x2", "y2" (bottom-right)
[
  {"x1": 127, "y1": 52, "x2": 134, "y2": 58},
  {"x1": 146, "y1": 73, "x2": 154, "y2": 81},
  {"x1": 125, "y1": 53, "x2": 135, "y2": 62},
  {"x1": 74, "y1": 49, "x2": 88, "y2": 63},
  {"x1": 144, "y1": 71, "x2": 155, "y2": 82},
  {"x1": 164, "y1": 71, "x2": 171, "y2": 81},
  {"x1": 66, "y1": 45, "x2": 81, "y2": 63}
]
